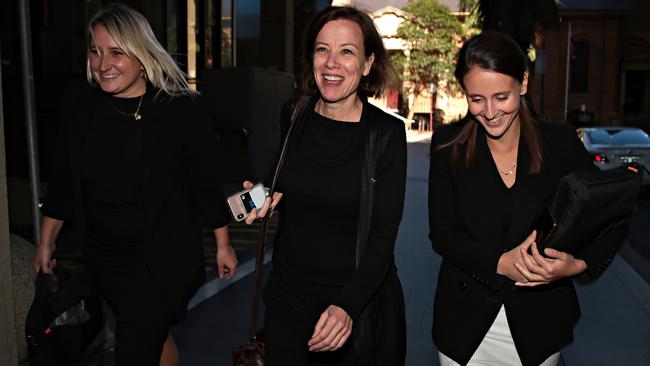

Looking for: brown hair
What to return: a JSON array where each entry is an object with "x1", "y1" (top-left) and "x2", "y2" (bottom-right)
[
  {"x1": 300, "y1": 6, "x2": 393, "y2": 97},
  {"x1": 444, "y1": 31, "x2": 542, "y2": 174}
]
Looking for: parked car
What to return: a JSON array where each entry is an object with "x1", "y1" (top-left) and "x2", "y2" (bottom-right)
[{"x1": 577, "y1": 127, "x2": 650, "y2": 186}]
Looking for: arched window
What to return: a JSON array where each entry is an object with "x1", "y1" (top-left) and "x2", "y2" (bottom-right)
[{"x1": 570, "y1": 39, "x2": 589, "y2": 94}]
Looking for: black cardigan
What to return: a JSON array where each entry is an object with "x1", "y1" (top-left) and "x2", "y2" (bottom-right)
[
  {"x1": 428, "y1": 119, "x2": 627, "y2": 366},
  {"x1": 273, "y1": 95, "x2": 407, "y2": 321},
  {"x1": 43, "y1": 83, "x2": 229, "y2": 321}
]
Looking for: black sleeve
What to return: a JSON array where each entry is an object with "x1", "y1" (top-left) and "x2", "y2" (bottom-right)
[
  {"x1": 184, "y1": 97, "x2": 230, "y2": 229},
  {"x1": 333, "y1": 122, "x2": 407, "y2": 320},
  {"x1": 41, "y1": 88, "x2": 79, "y2": 221},
  {"x1": 427, "y1": 128, "x2": 504, "y2": 292}
]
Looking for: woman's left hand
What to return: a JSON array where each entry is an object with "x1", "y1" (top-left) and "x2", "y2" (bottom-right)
[
  {"x1": 514, "y1": 242, "x2": 587, "y2": 287},
  {"x1": 307, "y1": 305, "x2": 353, "y2": 352},
  {"x1": 216, "y1": 243, "x2": 238, "y2": 280}
]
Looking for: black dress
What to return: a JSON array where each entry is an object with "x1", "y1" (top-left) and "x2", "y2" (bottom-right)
[{"x1": 263, "y1": 99, "x2": 407, "y2": 365}]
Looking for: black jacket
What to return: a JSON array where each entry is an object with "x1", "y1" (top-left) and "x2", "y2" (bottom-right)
[
  {"x1": 428, "y1": 119, "x2": 626, "y2": 366},
  {"x1": 42, "y1": 83, "x2": 229, "y2": 321}
]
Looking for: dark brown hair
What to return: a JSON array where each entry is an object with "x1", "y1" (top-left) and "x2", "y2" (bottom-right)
[
  {"x1": 300, "y1": 6, "x2": 393, "y2": 97},
  {"x1": 445, "y1": 31, "x2": 542, "y2": 174}
]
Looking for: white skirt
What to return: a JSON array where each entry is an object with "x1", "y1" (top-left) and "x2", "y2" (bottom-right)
[{"x1": 439, "y1": 306, "x2": 560, "y2": 366}]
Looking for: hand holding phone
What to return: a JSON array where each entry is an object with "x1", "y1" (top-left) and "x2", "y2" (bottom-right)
[{"x1": 227, "y1": 183, "x2": 269, "y2": 222}]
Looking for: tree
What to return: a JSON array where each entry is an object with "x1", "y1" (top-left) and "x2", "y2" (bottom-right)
[{"x1": 391, "y1": 0, "x2": 465, "y2": 119}]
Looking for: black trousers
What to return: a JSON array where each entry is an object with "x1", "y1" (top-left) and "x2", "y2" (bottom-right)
[{"x1": 87, "y1": 255, "x2": 173, "y2": 366}]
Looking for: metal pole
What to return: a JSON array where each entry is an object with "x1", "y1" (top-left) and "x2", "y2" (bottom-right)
[
  {"x1": 429, "y1": 93, "x2": 433, "y2": 132},
  {"x1": 18, "y1": 0, "x2": 42, "y2": 243},
  {"x1": 563, "y1": 21, "x2": 572, "y2": 122}
]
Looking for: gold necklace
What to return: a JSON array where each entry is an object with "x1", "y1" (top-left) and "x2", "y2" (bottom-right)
[
  {"x1": 108, "y1": 92, "x2": 144, "y2": 120},
  {"x1": 498, "y1": 160, "x2": 517, "y2": 176}
]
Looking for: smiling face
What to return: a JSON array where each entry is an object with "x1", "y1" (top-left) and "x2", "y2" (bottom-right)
[
  {"x1": 463, "y1": 66, "x2": 528, "y2": 140},
  {"x1": 88, "y1": 24, "x2": 146, "y2": 98},
  {"x1": 312, "y1": 19, "x2": 374, "y2": 106}
]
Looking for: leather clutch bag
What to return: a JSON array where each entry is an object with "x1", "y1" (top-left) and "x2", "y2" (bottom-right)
[{"x1": 533, "y1": 165, "x2": 643, "y2": 255}]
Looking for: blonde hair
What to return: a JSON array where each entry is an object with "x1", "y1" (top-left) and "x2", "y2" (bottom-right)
[{"x1": 86, "y1": 3, "x2": 196, "y2": 97}]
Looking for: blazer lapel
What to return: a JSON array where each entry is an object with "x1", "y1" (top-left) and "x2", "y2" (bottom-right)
[
  {"x1": 460, "y1": 133, "x2": 505, "y2": 248},
  {"x1": 508, "y1": 139, "x2": 543, "y2": 247}
]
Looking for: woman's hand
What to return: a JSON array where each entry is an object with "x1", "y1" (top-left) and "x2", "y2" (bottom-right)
[
  {"x1": 216, "y1": 244, "x2": 238, "y2": 280},
  {"x1": 513, "y1": 242, "x2": 587, "y2": 287},
  {"x1": 214, "y1": 226, "x2": 238, "y2": 280},
  {"x1": 33, "y1": 242, "x2": 56, "y2": 274},
  {"x1": 497, "y1": 231, "x2": 537, "y2": 283},
  {"x1": 307, "y1": 305, "x2": 353, "y2": 352},
  {"x1": 242, "y1": 181, "x2": 283, "y2": 225},
  {"x1": 32, "y1": 216, "x2": 64, "y2": 274}
]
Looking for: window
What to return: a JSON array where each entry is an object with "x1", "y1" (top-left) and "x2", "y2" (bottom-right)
[{"x1": 569, "y1": 39, "x2": 589, "y2": 94}]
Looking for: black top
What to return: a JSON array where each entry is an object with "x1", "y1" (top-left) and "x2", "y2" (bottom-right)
[
  {"x1": 42, "y1": 83, "x2": 230, "y2": 321},
  {"x1": 272, "y1": 98, "x2": 408, "y2": 320},
  {"x1": 82, "y1": 93, "x2": 147, "y2": 257},
  {"x1": 274, "y1": 109, "x2": 363, "y2": 284}
]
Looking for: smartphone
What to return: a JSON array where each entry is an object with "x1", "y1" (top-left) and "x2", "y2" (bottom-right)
[
  {"x1": 531, "y1": 206, "x2": 557, "y2": 248},
  {"x1": 227, "y1": 183, "x2": 269, "y2": 222}
]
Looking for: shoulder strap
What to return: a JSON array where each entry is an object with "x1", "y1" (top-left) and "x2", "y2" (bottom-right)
[{"x1": 248, "y1": 95, "x2": 309, "y2": 342}]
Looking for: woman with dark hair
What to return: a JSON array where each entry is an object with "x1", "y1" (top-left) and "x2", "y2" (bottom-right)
[
  {"x1": 428, "y1": 31, "x2": 626, "y2": 366},
  {"x1": 32, "y1": 4, "x2": 237, "y2": 365},
  {"x1": 243, "y1": 5, "x2": 407, "y2": 366}
]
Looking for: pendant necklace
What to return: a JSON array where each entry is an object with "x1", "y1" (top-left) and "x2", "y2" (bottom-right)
[
  {"x1": 108, "y1": 91, "x2": 145, "y2": 120},
  {"x1": 498, "y1": 160, "x2": 517, "y2": 176}
]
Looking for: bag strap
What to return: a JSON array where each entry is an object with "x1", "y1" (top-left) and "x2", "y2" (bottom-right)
[{"x1": 248, "y1": 95, "x2": 309, "y2": 342}]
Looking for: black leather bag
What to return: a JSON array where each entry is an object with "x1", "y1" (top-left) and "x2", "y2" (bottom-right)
[
  {"x1": 25, "y1": 267, "x2": 104, "y2": 366},
  {"x1": 536, "y1": 165, "x2": 643, "y2": 254}
]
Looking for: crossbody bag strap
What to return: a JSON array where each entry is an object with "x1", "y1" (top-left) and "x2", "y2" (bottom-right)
[{"x1": 248, "y1": 95, "x2": 310, "y2": 342}]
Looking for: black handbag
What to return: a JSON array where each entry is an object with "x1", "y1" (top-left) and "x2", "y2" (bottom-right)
[
  {"x1": 25, "y1": 267, "x2": 104, "y2": 366},
  {"x1": 232, "y1": 96, "x2": 308, "y2": 366},
  {"x1": 535, "y1": 165, "x2": 643, "y2": 254}
]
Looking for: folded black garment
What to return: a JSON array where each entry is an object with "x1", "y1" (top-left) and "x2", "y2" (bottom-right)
[
  {"x1": 533, "y1": 165, "x2": 643, "y2": 255},
  {"x1": 25, "y1": 267, "x2": 105, "y2": 366}
]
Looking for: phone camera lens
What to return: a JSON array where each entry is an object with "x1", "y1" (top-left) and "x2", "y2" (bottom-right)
[{"x1": 237, "y1": 214, "x2": 244, "y2": 219}]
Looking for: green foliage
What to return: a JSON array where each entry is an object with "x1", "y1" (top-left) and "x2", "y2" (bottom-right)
[{"x1": 391, "y1": 0, "x2": 464, "y2": 97}]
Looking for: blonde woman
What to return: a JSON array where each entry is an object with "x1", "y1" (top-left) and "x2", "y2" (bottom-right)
[{"x1": 33, "y1": 4, "x2": 237, "y2": 365}]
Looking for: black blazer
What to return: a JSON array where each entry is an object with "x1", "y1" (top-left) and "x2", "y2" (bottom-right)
[
  {"x1": 428, "y1": 119, "x2": 626, "y2": 366},
  {"x1": 43, "y1": 83, "x2": 229, "y2": 321}
]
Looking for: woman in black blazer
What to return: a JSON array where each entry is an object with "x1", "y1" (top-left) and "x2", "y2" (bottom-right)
[
  {"x1": 32, "y1": 4, "x2": 237, "y2": 365},
  {"x1": 428, "y1": 32, "x2": 627, "y2": 366}
]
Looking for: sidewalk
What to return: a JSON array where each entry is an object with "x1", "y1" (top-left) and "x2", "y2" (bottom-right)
[{"x1": 173, "y1": 141, "x2": 650, "y2": 365}]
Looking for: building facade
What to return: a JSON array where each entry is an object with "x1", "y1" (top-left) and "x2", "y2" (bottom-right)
[{"x1": 532, "y1": 0, "x2": 650, "y2": 131}]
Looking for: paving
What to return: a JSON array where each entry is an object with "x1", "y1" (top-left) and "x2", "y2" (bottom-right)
[{"x1": 173, "y1": 140, "x2": 650, "y2": 365}]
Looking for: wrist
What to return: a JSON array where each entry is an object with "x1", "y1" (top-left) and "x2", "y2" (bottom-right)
[
  {"x1": 496, "y1": 253, "x2": 509, "y2": 276},
  {"x1": 216, "y1": 241, "x2": 232, "y2": 250},
  {"x1": 38, "y1": 240, "x2": 53, "y2": 250}
]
